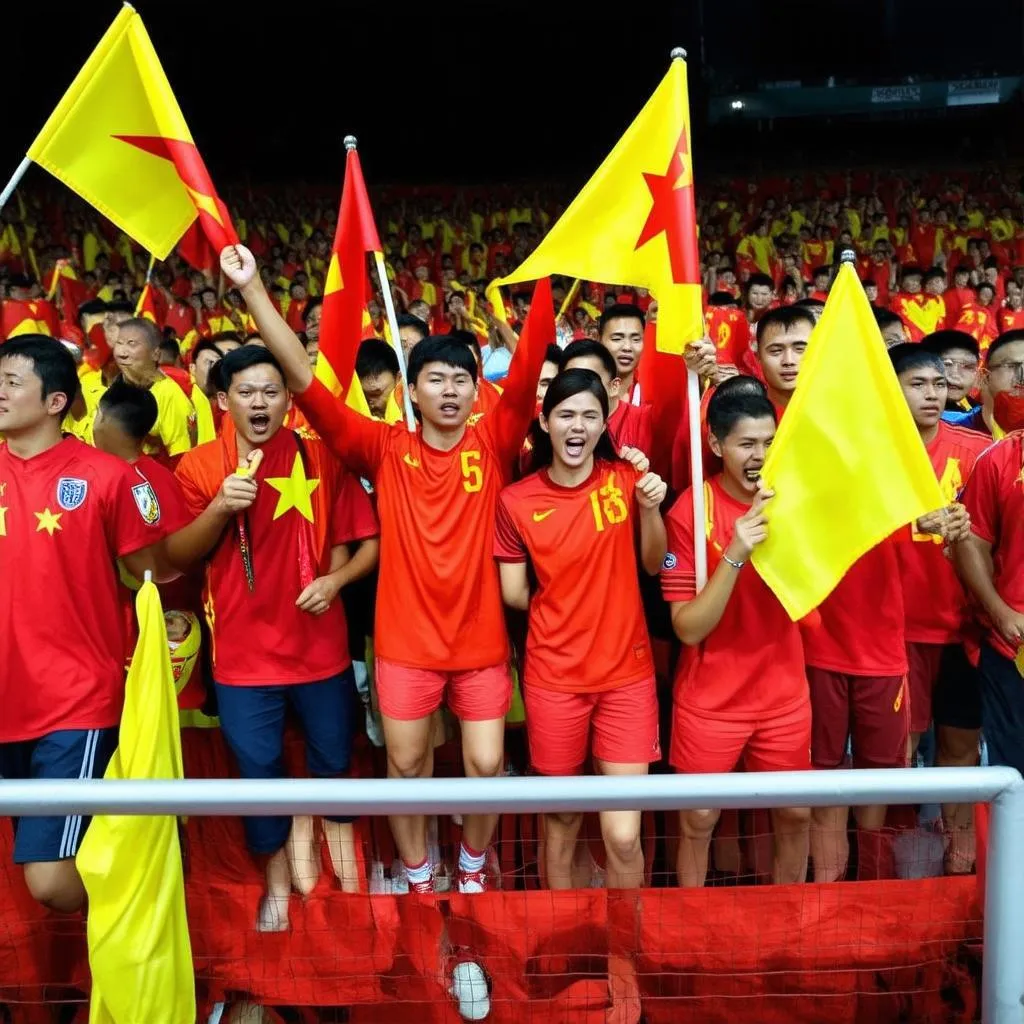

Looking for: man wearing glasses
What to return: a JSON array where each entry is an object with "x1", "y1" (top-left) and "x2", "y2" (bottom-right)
[{"x1": 936, "y1": 331, "x2": 1024, "y2": 438}]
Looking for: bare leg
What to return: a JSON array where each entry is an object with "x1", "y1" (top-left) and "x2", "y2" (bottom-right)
[
  {"x1": 257, "y1": 848, "x2": 291, "y2": 932},
  {"x1": 770, "y1": 806, "x2": 810, "y2": 884},
  {"x1": 286, "y1": 815, "x2": 319, "y2": 896},
  {"x1": 459, "y1": 718, "x2": 506, "y2": 854},
  {"x1": 937, "y1": 725, "x2": 980, "y2": 873},
  {"x1": 23, "y1": 860, "x2": 86, "y2": 913},
  {"x1": 595, "y1": 760, "x2": 647, "y2": 889},
  {"x1": 677, "y1": 809, "x2": 721, "y2": 887},
  {"x1": 324, "y1": 820, "x2": 361, "y2": 893},
  {"x1": 382, "y1": 714, "x2": 435, "y2": 867},
  {"x1": 810, "y1": 806, "x2": 849, "y2": 882},
  {"x1": 543, "y1": 812, "x2": 585, "y2": 889}
]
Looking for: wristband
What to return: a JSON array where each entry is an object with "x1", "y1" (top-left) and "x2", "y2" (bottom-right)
[{"x1": 722, "y1": 554, "x2": 746, "y2": 570}]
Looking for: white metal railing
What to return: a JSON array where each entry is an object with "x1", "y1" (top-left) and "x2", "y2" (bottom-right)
[{"x1": 2, "y1": 767, "x2": 1021, "y2": 1024}]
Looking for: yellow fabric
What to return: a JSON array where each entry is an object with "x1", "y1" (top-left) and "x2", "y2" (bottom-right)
[
  {"x1": 144, "y1": 375, "x2": 195, "y2": 457},
  {"x1": 63, "y1": 367, "x2": 106, "y2": 444},
  {"x1": 27, "y1": 7, "x2": 210, "y2": 259},
  {"x1": 190, "y1": 384, "x2": 217, "y2": 444},
  {"x1": 486, "y1": 279, "x2": 509, "y2": 325},
  {"x1": 752, "y1": 263, "x2": 944, "y2": 620},
  {"x1": 76, "y1": 581, "x2": 194, "y2": 1024},
  {"x1": 498, "y1": 56, "x2": 703, "y2": 353}
]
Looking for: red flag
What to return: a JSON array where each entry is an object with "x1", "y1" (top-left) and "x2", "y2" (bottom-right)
[{"x1": 314, "y1": 146, "x2": 383, "y2": 416}]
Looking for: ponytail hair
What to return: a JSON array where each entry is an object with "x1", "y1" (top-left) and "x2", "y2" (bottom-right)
[{"x1": 529, "y1": 368, "x2": 618, "y2": 472}]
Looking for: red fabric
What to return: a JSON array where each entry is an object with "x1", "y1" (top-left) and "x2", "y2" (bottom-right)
[
  {"x1": 662, "y1": 476, "x2": 807, "y2": 718},
  {"x1": 959, "y1": 430, "x2": 1024, "y2": 659},
  {"x1": 0, "y1": 298, "x2": 60, "y2": 341},
  {"x1": 606, "y1": 398, "x2": 653, "y2": 456},
  {"x1": 704, "y1": 306, "x2": 751, "y2": 368},
  {"x1": 802, "y1": 540, "x2": 908, "y2": 676},
  {"x1": 636, "y1": 320, "x2": 686, "y2": 483},
  {"x1": 896, "y1": 423, "x2": 990, "y2": 644},
  {"x1": 494, "y1": 460, "x2": 652, "y2": 694},
  {"x1": 0, "y1": 438, "x2": 167, "y2": 742},
  {"x1": 296, "y1": 282, "x2": 553, "y2": 672},
  {"x1": 174, "y1": 427, "x2": 377, "y2": 685}
]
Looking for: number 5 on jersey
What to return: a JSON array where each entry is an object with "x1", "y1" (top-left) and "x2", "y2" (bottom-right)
[{"x1": 461, "y1": 450, "x2": 483, "y2": 493}]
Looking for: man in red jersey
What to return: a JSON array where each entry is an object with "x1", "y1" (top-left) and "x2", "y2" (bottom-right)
[
  {"x1": 0, "y1": 336, "x2": 165, "y2": 911},
  {"x1": 169, "y1": 346, "x2": 380, "y2": 928},
  {"x1": 754, "y1": 306, "x2": 814, "y2": 413},
  {"x1": 662, "y1": 388, "x2": 810, "y2": 888},
  {"x1": 598, "y1": 303, "x2": 646, "y2": 406},
  {"x1": 891, "y1": 345, "x2": 986, "y2": 872},
  {"x1": 561, "y1": 339, "x2": 652, "y2": 455},
  {"x1": 220, "y1": 244, "x2": 551, "y2": 895},
  {"x1": 955, "y1": 430, "x2": 1024, "y2": 777}
]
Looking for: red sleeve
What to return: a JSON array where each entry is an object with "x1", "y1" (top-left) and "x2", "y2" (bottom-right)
[
  {"x1": 174, "y1": 452, "x2": 215, "y2": 520},
  {"x1": 330, "y1": 471, "x2": 379, "y2": 546},
  {"x1": 960, "y1": 443, "x2": 1004, "y2": 545},
  {"x1": 107, "y1": 463, "x2": 170, "y2": 557},
  {"x1": 660, "y1": 496, "x2": 697, "y2": 602},
  {"x1": 493, "y1": 492, "x2": 528, "y2": 562},
  {"x1": 483, "y1": 281, "x2": 555, "y2": 469},
  {"x1": 296, "y1": 377, "x2": 389, "y2": 481},
  {"x1": 135, "y1": 461, "x2": 192, "y2": 534}
]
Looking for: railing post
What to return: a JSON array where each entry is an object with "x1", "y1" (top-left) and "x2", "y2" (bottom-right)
[{"x1": 982, "y1": 770, "x2": 1024, "y2": 1024}]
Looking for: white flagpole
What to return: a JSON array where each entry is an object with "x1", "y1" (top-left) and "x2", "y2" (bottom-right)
[
  {"x1": 0, "y1": 157, "x2": 31, "y2": 215},
  {"x1": 687, "y1": 366, "x2": 708, "y2": 590},
  {"x1": 343, "y1": 135, "x2": 416, "y2": 433}
]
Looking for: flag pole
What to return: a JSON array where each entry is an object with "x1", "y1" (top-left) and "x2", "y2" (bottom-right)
[
  {"x1": 344, "y1": 135, "x2": 416, "y2": 433},
  {"x1": 0, "y1": 157, "x2": 31, "y2": 216}
]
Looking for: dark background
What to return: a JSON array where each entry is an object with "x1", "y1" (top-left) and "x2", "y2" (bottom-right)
[{"x1": 3, "y1": 1, "x2": 1023, "y2": 191}]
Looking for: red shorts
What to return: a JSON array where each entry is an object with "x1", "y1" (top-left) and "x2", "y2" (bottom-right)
[
  {"x1": 526, "y1": 676, "x2": 660, "y2": 776},
  {"x1": 807, "y1": 667, "x2": 909, "y2": 770},
  {"x1": 375, "y1": 658, "x2": 511, "y2": 723},
  {"x1": 670, "y1": 698, "x2": 812, "y2": 774}
]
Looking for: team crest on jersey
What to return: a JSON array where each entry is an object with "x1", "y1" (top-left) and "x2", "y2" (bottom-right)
[
  {"x1": 662, "y1": 552, "x2": 677, "y2": 571},
  {"x1": 131, "y1": 482, "x2": 161, "y2": 525},
  {"x1": 56, "y1": 477, "x2": 88, "y2": 511}
]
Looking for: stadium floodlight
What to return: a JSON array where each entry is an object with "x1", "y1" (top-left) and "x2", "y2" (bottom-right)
[{"x1": 731, "y1": 99, "x2": 744, "y2": 110}]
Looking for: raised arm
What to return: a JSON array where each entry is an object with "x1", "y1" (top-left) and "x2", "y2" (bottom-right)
[{"x1": 221, "y1": 245, "x2": 313, "y2": 394}]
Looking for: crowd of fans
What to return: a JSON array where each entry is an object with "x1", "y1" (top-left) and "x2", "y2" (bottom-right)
[{"x1": 1, "y1": 167, "x2": 1023, "y2": 938}]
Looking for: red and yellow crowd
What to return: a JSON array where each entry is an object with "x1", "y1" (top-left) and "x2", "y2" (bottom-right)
[{"x1": 1, "y1": 167, "x2": 1023, "y2": 941}]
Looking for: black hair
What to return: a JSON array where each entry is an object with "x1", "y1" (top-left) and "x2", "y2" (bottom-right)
[
  {"x1": 199, "y1": 286, "x2": 217, "y2": 298},
  {"x1": 542, "y1": 344, "x2": 565, "y2": 369},
  {"x1": 707, "y1": 291, "x2": 740, "y2": 307},
  {"x1": 921, "y1": 330, "x2": 979, "y2": 359},
  {"x1": 397, "y1": 312, "x2": 429, "y2": 342},
  {"x1": 104, "y1": 300, "x2": 135, "y2": 316},
  {"x1": 190, "y1": 339, "x2": 225, "y2": 365},
  {"x1": 706, "y1": 387, "x2": 777, "y2": 443},
  {"x1": 406, "y1": 335, "x2": 478, "y2": 385},
  {"x1": 755, "y1": 305, "x2": 815, "y2": 344},
  {"x1": 889, "y1": 343, "x2": 946, "y2": 378},
  {"x1": 987, "y1": 329, "x2": 1024, "y2": 366},
  {"x1": 873, "y1": 308, "x2": 905, "y2": 330},
  {"x1": 598, "y1": 302, "x2": 645, "y2": 336},
  {"x1": 77, "y1": 298, "x2": 107, "y2": 322},
  {"x1": 529, "y1": 368, "x2": 617, "y2": 472},
  {"x1": 452, "y1": 328, "x2": 482, "y2": 359},
  {"x1": 746, "y1": 272, "x2": 775, "y2": 291},
  {"x1": 302, "y1": 297, "x2": 322, "y2": 323},
  {"x1": 356, "y1": 338, "x2": 400, "y2": 380},
  {"x1": 0, "y1": 335, "x2": 79, "y2": 415},
  {"x1": 217, "y1": 345, "x2": 286, "y2": 389},
  {"x1": 712, "y1": 374, "x2": 768, "y2": 401},
  {"x1": 901, "y1": 264, "x2": 924, "y2": 281},
  {"x1": 562, "y1": 338, "x2": 618, "y2": 379},
  {"x1": 209, "y1": 331, "x2": 243, "y2": 346},
  {"x1": 923, "y1": 267, "x2": 947, "y2": 286},
  {"x1": 976, "y1": 281, "x2": 996, "y2": 297},
  {"x1": 97, "y1": 378, "x2": 158, "y2": 440},
  {"x1": 119, "y1": 316, "x2": 163, "y2": 350},
  {"x1": 158, "y1": 336, "x2": 180, "y2": 361}
]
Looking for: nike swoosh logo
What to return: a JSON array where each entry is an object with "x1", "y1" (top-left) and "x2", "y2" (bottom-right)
[
  {"x1": 403, "y1": 454, "x2": 421, "y2": 469},
  {"x1": 532, "y1": 509, "x2": 556, "y2": 522}
]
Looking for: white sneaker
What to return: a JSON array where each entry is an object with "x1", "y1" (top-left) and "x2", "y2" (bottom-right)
[
  {"x1": 255, "y1": 893, "x2": 289, "y2": 932},
  {"x1": 450, "y1": 960, "x2": 490, "y2": 1020}
]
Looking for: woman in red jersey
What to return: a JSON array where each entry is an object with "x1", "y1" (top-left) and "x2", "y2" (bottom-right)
[{"x1": 494, "y1": 368, "x2": 667, "y2": 889}]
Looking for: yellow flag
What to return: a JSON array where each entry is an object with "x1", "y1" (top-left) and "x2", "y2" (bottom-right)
[
  {"x1": 76, "y1": 581, "x2": 194, "y2": 1024},
  {"x1": 752, "y1": 262, "x2": 944, "y2": 619},
  {"x1": 498, "y1": 53, "x2": 703, "y2": 352},
  {"x1": 190, "y1": 384, "x2": 217, "y2": 444},
  {"x1": 27, "y1": 7, "x2": 234, "y2": 260}
]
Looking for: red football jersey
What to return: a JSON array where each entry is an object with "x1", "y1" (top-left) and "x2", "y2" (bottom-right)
[
  {"x1": 606, "y1": 400, "x2": 653, "y2": 457},
  {"x1": 959, "y1": 431, "x2": 1024, "y2": 661},
  {"x1": 802, "y1": 540, "x2": 907, "y2": 676},
  {"x1": 175, "y1": 426, "x2": 378, "y2": 686},
  {"x1": 494, "y1": 460, "x2": 653, "y2": 694},
  {"x1": 661, "y1": 476, "x2": 808, "y2": 718},
  {"x1": 897, "y1": 422, "x2": 990, "y2": 644},
  {"x1": 298, "y1": 344, "x2": 542, "y2": 671},
  {"x1": 0, "y1": 438, "x2": 166, "y2": 741}
]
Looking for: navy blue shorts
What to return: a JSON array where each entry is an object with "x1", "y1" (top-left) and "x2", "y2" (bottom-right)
[
  {"x1": 979, "y1": 643, "x2": 1024, "y2": 776},
  {"x1": 214, "y1": 668, "x2": 356, "y2": 855},
  {"x1": 0, "y1": 728, "x2": 118, "y2": 864}
]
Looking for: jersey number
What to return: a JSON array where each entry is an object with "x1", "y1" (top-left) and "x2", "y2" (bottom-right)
[
  {"x1": 912, "y1": 457, "x2": 962, "y2": 544},
  {"x1": 589, "y1": 473, "x2": 629, "y2": 532},
  {"x1": 461, "y1": 450, "x2": 483, "y2": 493}
]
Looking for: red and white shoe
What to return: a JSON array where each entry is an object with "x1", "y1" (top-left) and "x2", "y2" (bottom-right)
[
  {"x1": 408, "y1": 875, "x2": 435, "y2": 894},
  {"x1": 457, "y1": 868, "x2": 488, "y2": 894}
]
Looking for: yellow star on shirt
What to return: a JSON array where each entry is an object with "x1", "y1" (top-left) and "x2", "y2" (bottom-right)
[
  {"x1": 264, "y1": 452, "x2": 319, "y2": 522},
  {"x1": 35, "y1": 507, "x2": 63, "y2": 536}
]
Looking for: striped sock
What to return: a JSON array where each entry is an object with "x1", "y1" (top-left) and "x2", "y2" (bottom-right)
[
  {"x1": 459, "y1": 842, "x2": 486, "y2": 874},
  {"x1": 404, "y1": 856, "x2": 432, "y2": 886}
]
